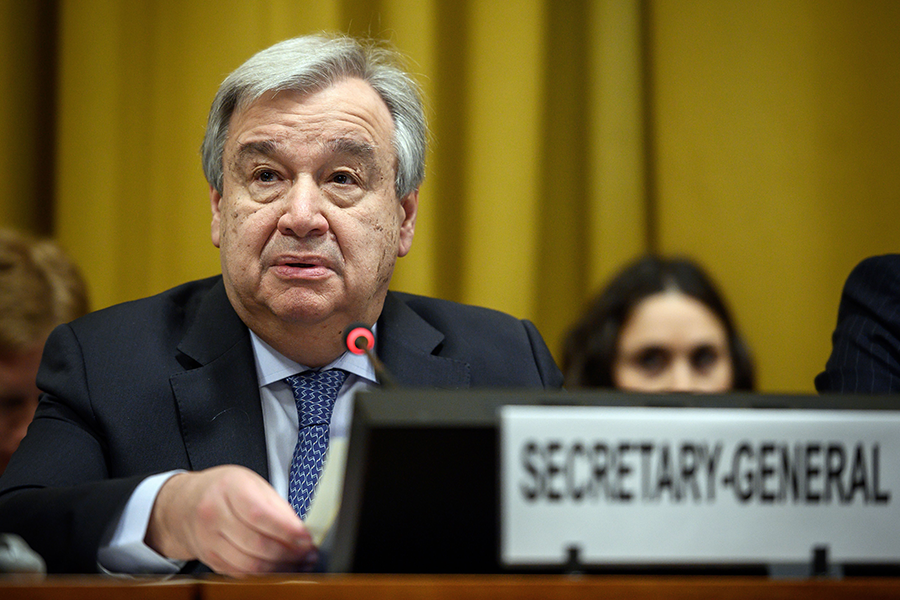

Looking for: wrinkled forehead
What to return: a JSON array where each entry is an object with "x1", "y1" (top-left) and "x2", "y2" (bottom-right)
[
  {"x1": 226, "y1": 80, "x2": 397, "y2": 162},
  {"x1": 236, "y1": 78, "x2": 393, "y2": 131}
]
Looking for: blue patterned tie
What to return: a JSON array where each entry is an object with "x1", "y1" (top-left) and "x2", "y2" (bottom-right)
[{"x1": 285, "y1": 369, "x2": 348, "y2": 519}]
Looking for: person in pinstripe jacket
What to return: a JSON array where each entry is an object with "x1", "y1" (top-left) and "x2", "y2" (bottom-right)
[{"x1": 816, "y1": 255, "x2": 900, "y2": 393}]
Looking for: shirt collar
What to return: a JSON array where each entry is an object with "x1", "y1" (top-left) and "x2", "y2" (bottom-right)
[{"x1": 249, "y1": 327, "x2": 377, "y2": 387}]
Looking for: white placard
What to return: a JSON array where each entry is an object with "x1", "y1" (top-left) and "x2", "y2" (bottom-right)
[{"x1": 499, "y1": 405, "x2": 900, "y2": 566}]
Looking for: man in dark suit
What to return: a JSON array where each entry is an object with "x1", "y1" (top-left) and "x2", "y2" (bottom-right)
[
  {"x1": 0, "y1": 34, "x2": 563, "y2": 575},
  {"x1": 816, "y1": 254, "x2": 900, "y2": 393}
]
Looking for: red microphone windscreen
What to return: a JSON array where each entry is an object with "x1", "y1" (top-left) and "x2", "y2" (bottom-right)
[{"x1": 344, "y1": 323, "x2": 374, "y2": 355}]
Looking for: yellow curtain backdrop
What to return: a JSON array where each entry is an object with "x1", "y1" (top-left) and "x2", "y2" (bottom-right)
[
  {"x1": 4, "y1": 0, "x2": 900, "y2": 393},
  {"x1": 648, "y1": 0, "x2": 900, "y2": 394},
  {"x1": 0, "y1": 0, "x2": 57, "y2": 235}
]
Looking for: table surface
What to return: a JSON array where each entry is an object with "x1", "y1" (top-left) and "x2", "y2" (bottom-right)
[{"x1": 4, "y1": 574, "x2": 900, "y2": 600}]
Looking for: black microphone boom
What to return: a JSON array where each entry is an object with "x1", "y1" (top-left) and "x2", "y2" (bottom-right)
[{"x1": 343, "y1": 322, "x2": 397, "y2": 388}]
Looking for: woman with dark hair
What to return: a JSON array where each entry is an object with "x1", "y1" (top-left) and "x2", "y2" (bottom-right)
[{"x1": 562, "y1": 255, "x2": 755, "y2": 392}]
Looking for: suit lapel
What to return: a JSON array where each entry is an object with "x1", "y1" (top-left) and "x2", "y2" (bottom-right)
[
  {"x1": 169, "y1": 279, "x2": 269, "y2": 479},
  {"x1": 167, "y1": 286, "x2": 469, "y2": 475},
  {"x1": 377, "y1": 292, "x2": 471, "y2": 388}
]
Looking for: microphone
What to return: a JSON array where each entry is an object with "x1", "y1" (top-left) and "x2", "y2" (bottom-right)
[{"x1": 343, "y1": 322, "x2": 397, "y2": 388}]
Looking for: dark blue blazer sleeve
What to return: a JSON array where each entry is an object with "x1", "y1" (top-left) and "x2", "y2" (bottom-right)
[{"x1": 816, "y1": 254, "x2": 900, "y2": 393}]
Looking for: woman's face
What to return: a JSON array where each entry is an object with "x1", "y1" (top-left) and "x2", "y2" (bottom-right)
[{"x1": 613, "y1": 291, "x2": 734, "y2": 393}]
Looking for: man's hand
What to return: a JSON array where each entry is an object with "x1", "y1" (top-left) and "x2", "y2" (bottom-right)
[{"x1": 145, "y1": 465, "x2": 315, "y2": 576}]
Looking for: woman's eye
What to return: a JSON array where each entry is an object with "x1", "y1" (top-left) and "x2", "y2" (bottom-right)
[
  {"x1": 691, "y1": 346, "x2": 719, "y2": 371},
  {"x1": 635, "y1": 347, "x2": 669, "y2": 375}
]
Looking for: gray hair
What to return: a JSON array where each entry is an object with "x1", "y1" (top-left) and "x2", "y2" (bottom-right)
[{"x1": 200, "y1": 34, "x2": 427, "y2": 200}]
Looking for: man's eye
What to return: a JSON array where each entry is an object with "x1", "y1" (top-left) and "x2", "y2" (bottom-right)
[
  {"x1": 255, "y1": 169, "x2": 279, "y2": 183},
  {"x1": 331, "y1": 172, "x2": 358, "y2": 186}
]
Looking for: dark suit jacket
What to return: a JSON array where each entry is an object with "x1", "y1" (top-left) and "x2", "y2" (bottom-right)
[
  {"x1": 0, "y1": 276, "x2": 562, "y2": 573},
  {"x1": 816, "y1": 254, "x2": 900, "y2": 393}
]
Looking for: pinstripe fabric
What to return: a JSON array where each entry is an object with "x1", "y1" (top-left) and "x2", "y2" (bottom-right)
[{"x1": 816, "y1": 254, "x2": 900, "y2": 393}]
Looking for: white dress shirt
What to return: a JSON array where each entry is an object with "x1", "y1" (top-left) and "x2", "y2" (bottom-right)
[
  {"x1": 97, "y1": 329, "x2": 376, "y2": 573},
  {"x1": 251, "y1": 331, "x2": 376, "y2": 498}
]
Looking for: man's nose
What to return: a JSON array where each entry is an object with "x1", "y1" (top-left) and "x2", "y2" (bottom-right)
[{"x1": 278, "y1": 179, "x2": 329, "y2": 238}]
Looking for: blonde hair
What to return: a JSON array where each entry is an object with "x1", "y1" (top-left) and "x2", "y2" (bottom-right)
[{"x1": 0, "y1": 229, "x2": 89, "y2": 353}]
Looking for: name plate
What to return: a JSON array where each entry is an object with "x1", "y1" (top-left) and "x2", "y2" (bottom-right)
[{"x1": 499, "y1": 405, "x2": 900, "y2": 567}]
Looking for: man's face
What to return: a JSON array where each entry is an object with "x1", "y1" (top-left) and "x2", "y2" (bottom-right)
[
  {"x1": 0, "y1": 344, "x2": 43, "y2": 474},
  {"x1": 211, "y1": 78, "x2": 417, "y2": 361}
]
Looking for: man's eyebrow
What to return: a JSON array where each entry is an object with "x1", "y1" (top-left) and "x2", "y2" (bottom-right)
[
  {"x1": 236, "y1": 140, "x2": 279, "y2": 161},
  {"x1": 234, "y1": 138, "x2": 383, "y2": 173},
  {"x1": 327, "y1": 138, "x2": 377, "y2": 163}
]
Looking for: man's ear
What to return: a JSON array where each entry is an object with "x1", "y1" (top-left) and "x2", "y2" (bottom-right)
[
  {"x1": 397, "y1": 189, "x2": 418, "y2": 257},
  {"x1": 210, "y1": 185, "x2": 223, "y2": 248}
]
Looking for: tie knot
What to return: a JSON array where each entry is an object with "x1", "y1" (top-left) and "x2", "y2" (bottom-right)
[{"x1": 286, "y1": 369, "x2": 348, "y2": 427}]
